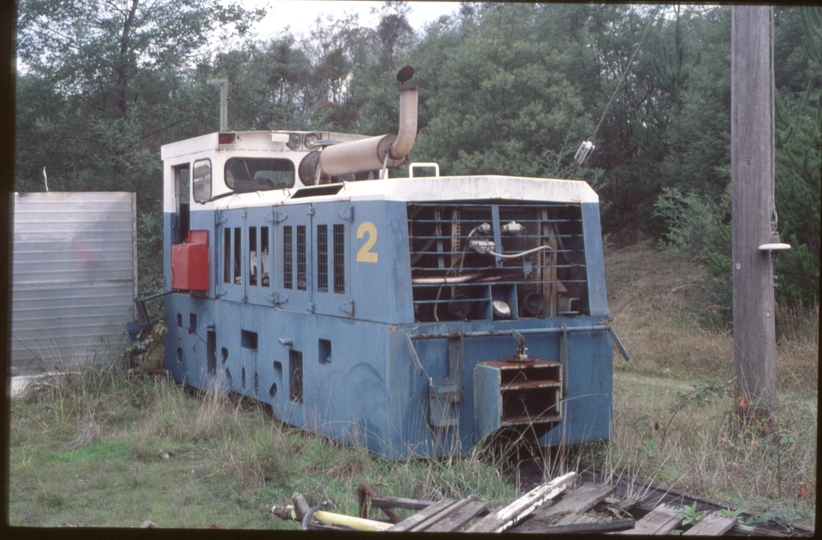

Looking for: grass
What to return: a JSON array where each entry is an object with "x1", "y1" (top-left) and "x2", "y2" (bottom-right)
[
  {"x1": 8, "y1": 237, "x2": 817, "y2": 529},
  {"x1": 601, "y1": 237, "x2": 817, "y2": 528},
  {"x1": 9, "y1": 360, "x2": 520, "y2": 528}
]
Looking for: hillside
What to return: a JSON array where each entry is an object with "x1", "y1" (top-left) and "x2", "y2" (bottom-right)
[{"x1": 601, "y1": 238, "x2": 817, "y2": 527}]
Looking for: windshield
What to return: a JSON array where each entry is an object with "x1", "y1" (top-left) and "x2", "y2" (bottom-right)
[{"x1": 225, "y1": 157, "x2": 295, "y2": 192}]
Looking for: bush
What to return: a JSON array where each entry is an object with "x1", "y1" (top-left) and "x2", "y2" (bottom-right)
[{"x1": 653, "y1": 186, "x2": 733, "y2": 328}]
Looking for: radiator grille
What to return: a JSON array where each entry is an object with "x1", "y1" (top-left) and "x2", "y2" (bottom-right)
[{"x1": 407, "y1": 202, "x2": 588, "y2": 322}]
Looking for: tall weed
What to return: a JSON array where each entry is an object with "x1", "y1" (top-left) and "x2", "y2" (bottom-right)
[{"x1": 598, "y1": 374, "x2": 817, "y2": 525}]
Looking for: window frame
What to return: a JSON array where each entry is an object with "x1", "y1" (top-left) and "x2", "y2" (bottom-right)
[{"x1": 192, "y1": 158, "x2": 212, "y2": 203}]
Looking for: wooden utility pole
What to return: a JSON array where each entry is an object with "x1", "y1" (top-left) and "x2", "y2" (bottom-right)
[{"x1": 731, "y1": 6, "x2": 778, "y2": 410}]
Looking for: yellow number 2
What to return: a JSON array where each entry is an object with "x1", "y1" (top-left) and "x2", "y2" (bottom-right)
[{"x1": 356, "y1": 222, "x2": 378, "y2": 263}]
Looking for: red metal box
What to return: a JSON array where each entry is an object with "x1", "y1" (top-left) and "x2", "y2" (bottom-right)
[{"x1": 171, "y1": 242, "x2": 209, "y2": 291}]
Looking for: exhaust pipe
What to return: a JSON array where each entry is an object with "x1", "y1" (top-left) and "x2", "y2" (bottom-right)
[{"x1": 318, "y1": 67, "x2": 418, "y2": 178}]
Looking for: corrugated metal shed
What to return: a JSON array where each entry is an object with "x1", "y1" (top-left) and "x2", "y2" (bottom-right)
[{"x1": 11, "y1": 192, "x2": 137, "y2": 375}]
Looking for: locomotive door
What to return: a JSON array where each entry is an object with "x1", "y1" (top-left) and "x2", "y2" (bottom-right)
[
  {"x1": 273, "y1": 204, "x2": 313, "y2": 312},
  {"x1": 245, "y1": 207, "x2": 273, "y2": 306},
  {"x1": 312, "y1": 202, "x2": 352, "y2": 317},
  {"x1": 217, "y1": 209, "x2": 247, "y2": 303}
]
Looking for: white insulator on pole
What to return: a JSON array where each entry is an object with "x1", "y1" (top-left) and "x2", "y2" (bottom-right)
[{"x1": 574, "y1": 140, "x2": 595, "y2": 166}]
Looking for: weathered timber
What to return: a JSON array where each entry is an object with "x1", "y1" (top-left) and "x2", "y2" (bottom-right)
[
  {"x1": 558, "y1": 512, "x2": 597, "y2": 525},
  {"x1": 388, "y1": 497, "x2": 456, "y2": 532},
  {"x1": 426, "y1": 500, "x2": 489, "y2": 532},
  {"x1": 511, "y1": 517, "x2": 637, "y2": 534},
  {"x1": 624, "y1": 503, "x2": 683, "y2": 535},
  {"x1": 371, "y1": 496, "x2": 435, "y2": 511},
  {"x1": 538, "y1": 482, "x2": 616, "y2": 520},
  {"x1": 403, "y1": 499, "x2": 478, "y2": 532},
  {"x1": 731, "y1": 5, "x2": 778, "y2": 404},
  {"x1": 466, "y1": 471, "x2": 576, "y2": 533},
  {"x1": 730, "y1": 523, "x2": 788, "y2": 537},
  {"x1": 358, "y1": 483, "x2": 402, "y2": 524},
  {"x1": 292, "y1": 492, "x2": 311, "y2": 521},
  {"x1": 684, "y1": 512, "x2": 738, "y2": 536},
  {"x1": 512, "y1": 482, "x2": 615, "y2": 533},
  {"x1": 589, "y1": 463, "x2": 731, "y2": 511}
]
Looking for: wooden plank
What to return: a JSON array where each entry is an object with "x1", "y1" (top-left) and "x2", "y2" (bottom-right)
[
  {"x1": 557, "y1": 512, "x2": 597, "y2": 525},
  {"x1": 426, "y1": 500, "x2": 488, "y2": 532},
  {"x1": 387, "y1": 498, "x2": 455, "y2": 532},
  {"x1": 511, "y1": 482, "x2": 614, "y2": 533},
  {"x1": 511, "y1": 517, "x2": 637, "y2": 534},
  {"x1": 467, "y1": 471, "x2": 576, "y2": 533},
  {"x1": 536, "y1": 482, "x2": 616, "y2": 520},
  {"x1": 623, "y1": 504, "x2": 683, "y2": 535},
  {"x1": 510, "y1": 511, "x2": 590, "y2": 533},
  {"x1": 684, "y1": 513, "x2": 737, "y2": 536},
  {"x1": 370, "y1": 496, "x2": 435, "y2": 511},
  {"x1": 730, "y1": 523, "x2": 784, "y2": 537},
  {"x1": 407, "y1": 498, "x2": 476, "y2": 532},
  {"x1": 358, "y1": 483, "x2": 402, "y2": 524}
]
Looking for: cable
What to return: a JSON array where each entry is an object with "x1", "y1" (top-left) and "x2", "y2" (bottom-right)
[
  {"x1": 486, "y1": 244, "x2": 553, "y2": 259},
  {"x1": 570, "y1": 5, "x2": 663, "y2": 175}
]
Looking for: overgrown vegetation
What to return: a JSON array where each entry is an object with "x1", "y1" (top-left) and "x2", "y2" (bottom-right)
[
  {"x1": 9, "y1": 354, "x2": 521, "y2": 528},
  {"x1": 602, "y1": 240, "x2": 816, "y2": 527},
  {"x1": 651, "y1": 6, "x2": 820, "y2": 328}
]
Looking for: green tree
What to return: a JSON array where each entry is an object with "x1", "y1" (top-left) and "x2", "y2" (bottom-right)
[
  {"x1": 15, "y1": 0, "x2": 263, "y2": 293},
  {"x1": 773, "y1": 42, "x2": 821, "y2": 306},
  {"x1": 410, "y1": 3, "x2": 592, "y2": 178},
  {"x1": 207, "y1": 37, "x2": 314, "y2": 132},
  {"x1": 654, "y1": 6, "x2": 821, "y2": 318}
]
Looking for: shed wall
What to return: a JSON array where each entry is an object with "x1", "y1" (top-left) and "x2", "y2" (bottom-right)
[{"x1": 11, "y1": 192, "x2": 137, "y2": 374}]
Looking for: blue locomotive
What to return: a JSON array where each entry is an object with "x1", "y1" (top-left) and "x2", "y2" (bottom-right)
[{"x1": 157, "y1": 70, "x2": 625, "y2": 459}]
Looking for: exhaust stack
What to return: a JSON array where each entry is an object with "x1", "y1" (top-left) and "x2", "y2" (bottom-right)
[{"x1": 318, "y1": 67, "x2": 418, "y2": 178}]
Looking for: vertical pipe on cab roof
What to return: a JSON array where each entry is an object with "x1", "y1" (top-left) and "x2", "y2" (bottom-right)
[{"x1": 207, "y1": 79, "x2": 229, "y2": 132}]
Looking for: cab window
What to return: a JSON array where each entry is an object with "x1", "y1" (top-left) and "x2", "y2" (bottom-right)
[
  {"x1": 225, "y1": 158, "x2": 295, "y2": 192},
  {"x1": 192, "y1": 159, "x2": 211, "y2": 203}
]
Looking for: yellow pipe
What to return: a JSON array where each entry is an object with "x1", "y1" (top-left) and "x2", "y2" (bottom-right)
[{"x1": 313, "y1": 510, "x2": 393, "y2": 531}]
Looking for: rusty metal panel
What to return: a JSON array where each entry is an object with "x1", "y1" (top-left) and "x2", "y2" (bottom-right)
[
  {"x1": 474, "y1": 360, "x2": 562, "y2": 443},
  {"x1": 11, "y1": 192, "x2": 137, "y2": 374}
]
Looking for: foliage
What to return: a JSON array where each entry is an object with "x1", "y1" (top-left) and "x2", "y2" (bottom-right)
[
  {"x1": 773, "y1": 77, "x2": 821, "y2": 307},
  {"x1": 10, "y1": 360, "x2": 519, "y2": 527},
  {"x1": 15, "y1": 0, "x2": 264, "y2": 292},
  {"x1": 652, "y1": 186, "x2": 733, "y2": 328},
  {"x1": 678, "y1": 501, "x2": 708, "y2": 526},
  {"x1": 716, "y1": 507, "x2": 746, "y2": 519},
  {"x1": 410, "y1": 4, "x2": 593, "y2": 178},
  {"x1": 653, "y1": 186, "x2": 730, "y2": 263},
  {"x1": 652, "y1": 6, "x2": 820, "y2": 316},
  {"x1": 14, "y1": 2, "x2": 820, "y2": 308}
]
